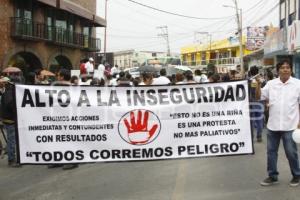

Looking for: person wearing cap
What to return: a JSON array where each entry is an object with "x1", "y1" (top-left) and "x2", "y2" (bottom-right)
[
  {"x1": 0, "y1": 77, "x2": 10, "y2": 94},
  {"x1": 85, "y1": 57, "x2": 95, "y2": 76}
]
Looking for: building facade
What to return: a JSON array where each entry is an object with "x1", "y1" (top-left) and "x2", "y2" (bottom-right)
[
  {"x1": 113, "y1": 50, "x2": 167, "y2": 70},
  {"x1": 283, "y1": 0, "x2": 300, "y2": 78},
  {"x1": 0, "y1": 0, "x2": 106, "y2": 80},
  {"x1": 265, "y1": 0, "x2": 300, "y2": 78},
  {"x1": 180, "y1": 36, "x2": 252, "y2": 73}
]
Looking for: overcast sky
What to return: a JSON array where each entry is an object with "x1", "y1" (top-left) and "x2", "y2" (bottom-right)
[{"x1": 96, "y1": 0, "x2": 279, "y2": 53}]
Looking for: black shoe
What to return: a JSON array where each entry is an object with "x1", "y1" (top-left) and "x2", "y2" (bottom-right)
[
  {"x1": 62, "y1": 164, "x2": 78, "y2": 170},
  {"x1": 260, "y1": 177, "x2": 278, "y2": 186},
  {"x1": 8, "y1": 160, "x2": 22, "y2": 168},
  {"x1": 289, "y1": 177, "x2": 299, "y2": 187},
  {"x1": 47, "y1": 164, "x2": 63, "y2": 169},
  {"x1": 257, "y1": 137, "x2": 262, "y2": 143}
]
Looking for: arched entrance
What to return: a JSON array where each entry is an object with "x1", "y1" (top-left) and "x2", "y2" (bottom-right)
[
  {"x1": 7, "y1": 52, "x2": 42, "y2": 84},
  {"x1": 49, "y1": 55, "x2": 72, "y2": 74}
]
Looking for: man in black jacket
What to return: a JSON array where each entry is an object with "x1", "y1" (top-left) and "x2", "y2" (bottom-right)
[{"x1": 0, "y1": 76, "x2": 21, "y2": 167}]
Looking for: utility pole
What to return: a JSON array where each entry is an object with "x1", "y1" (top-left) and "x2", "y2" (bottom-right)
[
  {"x1": 103, "y1": 0, "x2": 108, "y2": 63},
  {"x1": 233, "y1": 0, "x2": 244, "y2": 77},
  {"x1": 157, "y1": 26, "x2": 171, "y2": 56},
  {"x1": 223, "y1": 1, "x2": 244, "y2": 77}
]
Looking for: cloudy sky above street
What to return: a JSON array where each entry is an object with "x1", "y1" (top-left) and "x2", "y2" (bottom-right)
[{"x1": 96, "y1": 0, "x2": 279, "y2": 53}]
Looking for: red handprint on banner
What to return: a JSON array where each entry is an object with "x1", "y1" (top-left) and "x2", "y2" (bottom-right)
[{"x1": 123, "y1": 110, "x2": 158, "y2": 145}]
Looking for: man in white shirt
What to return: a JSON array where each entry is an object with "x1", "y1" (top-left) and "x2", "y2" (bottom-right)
[
  {"x1": 111, "y1": 65, "x2": 119, "y2": 76},
  {"x1": 85, "y1": 57, "x2": 94, "y2": 75},
  {"x1": 194, "y1": 69, "x2": 208, "y2": 83},
  {"x1": 95, "y1": 63, "x2": 105, "y2": 80},
  {"x1": 152, "y1": 68, "x2": 170, "y2": 85},
  {"x1": 257, "y1": 60, "x2": 300, "y2": 187}
]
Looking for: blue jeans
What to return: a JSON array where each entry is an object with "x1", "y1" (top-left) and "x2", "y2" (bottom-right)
[
  {"x1": 4, "y1": 124, "x2": 16, "y2": 162},
  {"x1": 267, "y1": 130, "x2": 300, "y2": 178},
  {"x1": 250, "y1": 102, "x2": 264, "y2": 139}
]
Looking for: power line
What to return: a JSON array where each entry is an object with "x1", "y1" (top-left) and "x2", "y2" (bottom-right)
[
  {"x1": 113, "y1": 0, "x2": 234, "y2": 33},
  {"x1": 214, "y1": 2, "x2": 279, "y2": 36},
  {"x1": 127, "y1": 0, "x2": 235, "y2": 20},
  {"x1": 242, "y1": 0, "x2": 271, "y2": 26},
  {"x1": 105, "y1": 0, "x2": 161, "y2": 32},
  {"x1": 109, "y1": 32, "x2": 195, "y2": 51},
  {"x1": 124, "y1": 0, "x2": 268, "y2": 34},
  {"x1": 112, "y1": 0, "x2": 194, "y2": 31},
  {"x1": 127, "y1": 0, "x2": 267, "y2": 21},
  {"x1": 106, "y1": 1, "x2": 278, "y2": 52},
  {"x1": 104, "y1": 0, "x2": 237, "y2": 40},
  {"x1": 96, "y1": 32, "x2": 159, "y2": 39},
  {"x1": 248, "y1": 2, "x2": 279, "y2": 26},
  {"x1": 211, "y1": 0, "x2": 268, "y2": 34},
  {"x1": 211, "y1": 0, "x2": 278, "y2": 36},
  {"x1": 105, "y1": 0, "x2": 279, "y2": 52},
  {"x1": 243, "y1": 0, "x2": 267, "y2": 14}
]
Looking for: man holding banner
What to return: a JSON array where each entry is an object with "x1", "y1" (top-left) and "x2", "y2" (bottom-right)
[{"x1": 257, "y1": 60, "x2": 300, "y2": 187}]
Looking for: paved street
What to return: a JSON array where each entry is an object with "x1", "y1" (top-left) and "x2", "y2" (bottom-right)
[{"x1": 1, "y1": 133, "x2": 300, "y2": 200}]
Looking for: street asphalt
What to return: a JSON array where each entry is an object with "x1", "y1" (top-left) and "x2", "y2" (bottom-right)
[{"x1": 1, "y1": 131, "x2": 300, "y2": 200}]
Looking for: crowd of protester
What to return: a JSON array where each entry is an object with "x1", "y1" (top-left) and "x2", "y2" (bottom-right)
[
  {"x1": 0, "y1": 59, "x2": 278, "y2": 169},
  {"x1": 1, "y1": 59, "x2": 299, "y2": 187}
]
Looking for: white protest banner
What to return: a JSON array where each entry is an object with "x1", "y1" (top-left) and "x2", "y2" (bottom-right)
[{"x1": 15, "y1": 80, "x2": 253, "y2": 164}]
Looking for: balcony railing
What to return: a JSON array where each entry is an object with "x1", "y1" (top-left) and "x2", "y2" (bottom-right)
[
  {"x1": 182, "y1": 57, "x2": 241, "y2": 67},
  {"x1": 10, "y1": 17, "x2": 100, "y2": 52}
]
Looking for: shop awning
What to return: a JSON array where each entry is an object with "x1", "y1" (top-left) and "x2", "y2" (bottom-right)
[{"x1": 263, "y1": 49, "x2": 290, "y2": 58}]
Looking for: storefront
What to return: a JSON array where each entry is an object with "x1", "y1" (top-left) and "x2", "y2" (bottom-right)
[
  {"x1": 287, "y1": 20, "x2": 300, "y2": 78},
  {"x1": 264, "y1": 27, "x2": 291, "y2": 75}
]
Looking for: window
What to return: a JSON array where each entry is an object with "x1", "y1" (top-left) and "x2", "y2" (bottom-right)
[
  {"x1": 280, "y1": 1, "x2": 286, "y2": 20},
  {"x1": 191, "y1": 53, "x2": 195, "y2": 61},
  {"x1": 299, "y1": 0, "x2": 300, "y2": 20},
  {"x1": 45, "y1": 8, "x2": 54, "y2": 39},
  {"x1": 68, "y1": 15, "x2": 74, "y2": 44},
  {"x1": 280, "y1": 0, "x2": 286, "y2": 28},
  {"x1": 14, "y1": 0, "x2": 33, "y2": 36},
  {"x1": 15, "y1": 0, "x2": 33, "y2": 18},
  {"x1": 56, "y1": 19, "x2": 67, "y2": 43},
  {"x1": 83, "y1": 27, "x2": 91, "y2": 36},
  {"x1": 191, "y1": 54, "x2": 196, "y2": 65},
  {"x1": 288, "y1": 0, "x2": 296, "y2": 25},
  {"x1": 231, "y1": 51, "x2": 236, "y2": 57},
  {"x1": 289, "y1": 0, "x2": 295, "y2": 14},
  {"x1": 83, "y1": 27, "x2": 91, "y2": 48}
]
